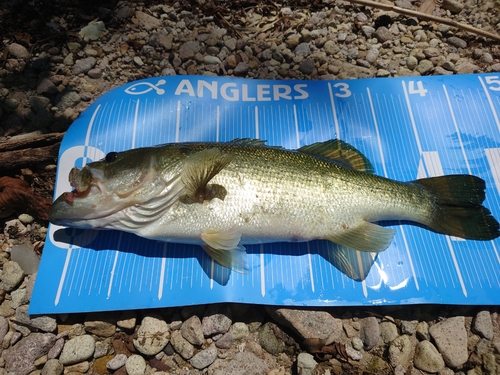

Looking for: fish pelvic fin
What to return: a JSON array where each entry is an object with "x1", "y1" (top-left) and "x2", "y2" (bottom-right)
[
  {"x1": 415, "y1": 175, "x2": 500, "y2": 240},
  {"x1": 180, "y1": 148, "x2": 234, "y2": 204},
  {"x1": 201, "y1": 229, "x2": 249, "y2": 273},
  {"x1": 298, "y1": 139, "x2": 374, "y2": 173},
  {"x1": 325, "y1": 221, "x2": 396, "y2": 253}
]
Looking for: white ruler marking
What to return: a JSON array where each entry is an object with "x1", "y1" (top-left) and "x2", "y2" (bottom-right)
[
  {"x1": 175, "y1": 100, "x2": 181, "y2": 142},
  {"x1": 107, "y1": 233, "x2": 123, "y2": 299},
  {"x1": 402, "y1": 81, "x2": 423, "y2": 154},
  {"x1": 158, "y1": 245, "x2": 167, "y2": 300},
  {"x1": 478, "y1": 76, "x2": 500, "y2": 132},
  {"x1": 422, "y1": 150, "x2": 467, "y2": 296},
  {"x1": 442, "y1": 85, "x2": 471, "y2": 173},
  {"x1": 328, "y1": 83, "x2": 340, "y2": 137}
]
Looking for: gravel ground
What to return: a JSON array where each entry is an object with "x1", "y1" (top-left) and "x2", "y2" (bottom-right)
[{"x1": 1, "y1": 0, "x2": 500, "y2": 374}]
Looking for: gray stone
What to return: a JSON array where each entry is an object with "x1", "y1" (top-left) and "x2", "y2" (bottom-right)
[
  {"x1": 480, "y1": 53, "x2": 493, "y2": 64},
  {"x1": 3, "y1": 333, "x2": 56, "y2": 375},
  {"x1": 204, "y1": 55, "x2": 222, "y2": 65},
  {"x1": 9, "y1": 43, "x2": 30, "y2": 59},
  {"x1": 299, "y1": 59, "x2": 315, "y2": 75},
  {"x1": 295, "y1": 42, "x2": 310, "y2": 57},
  {"x1": 234, "y1": 62, "x2": 249, "y2": 76},
  {"x1": 202, "y1": 305, "x2": 232, "y2": 337},
  {"x1": 400, "y1": 321, "x2": 416, "y2": 335},
  {"x1": 170, "y1": 329, "x2": 195, "y2": 359},
  {"x1": 0, "y1": 316, "x2": 9, "y2": 343},
  {"x1": 323, "y1": 40, "x2": 340, "y2": 55},
  {"x1": 133, "y1": 56, "x2": 144, "y2": 66},
  {"x1": 345, "y1": 344, "x2": 362, "y2": 361},
  {"x1": 416, "y1": 321, "x2": 430, "y2": 340},
  {"x1": 211, "y1": 351, "x2": 268, "y2": 375},
  {"x1": 149, "y1": 31, "x2": 173, "y2": 50},
  {"x1": 224, "y1": 38, "x2": 237, "y2": 51},
  {"x1": 37, "y1": 77, "x2": 59, "y2": 95},
  {"x1": 442, "y1": 61, "x2": 455, "y2": 71},
  {"x1": 388, "y1": 335, "x2": 413, "y2": 367},
  {"x1": 297, "y1": 352, "x2": 317, "y2": 375},
  {"x1": 47, "y1": 337, "x2": 64, "y2": 359},
  {"x1": 442, "y1": 0, "x2": 464, "y2": 13},
  {"x1": 181, "y1": 315, "x2": 205, "y2": 346},
  {"x1": 16, "y1": 305, "x2": 57, "y2": 332},
  {"x1": 360, "y1": 316, "x2": 380, "y2": 350},
  {"x1": 84, "y1": 315, "x2": 116, "y2": 337},
  {"x1": 380, "y1": 321, "x2": 398, "y2": 343},
  {"x1": 106, "y1": 353, "x2": 127, "y2": 371},
  {"x1": 179, "y1": 41, "x2": 201, "y2": 61},
  {"x1": 87, "y1": 68, "x2": 102, "y2": 79},
  {"x1": 116, "y1": 310, "x2": 137, "y2": 330},
  {"x1": 230, "y1": 322, "x2": 249, "y2": 341},
  {"x1": 215, "y1": 332, "x2": 232, "y2": 349},
  {"x1": 133, "y1": 315, "x2": 170, "y2": 355},
  {"x1": 472, "y1": 310, "x2": 493, "y2": 340},
  {"x1": 416, "y1": 60, "x2": 434, "y2": 74},
  {"x1": 375, "y1": 26, "x2": 392, "y2": 42},
  {"x1": 190, "y1": 346, "x2": 218, "y2": 369},
  {"x1": 59, "y1": 334, "x2": 95, "y2": 365},
  {"x1": 41, "y1": 359, "x2": 63, "y2": 375},
  {"x1": 447, "y1": 37, "x2": 467, "y2": 48},
  {"x1": 429, "y1": 316, "x2": 468, "y2": 368},
  {"x1": 94, "y1": 341, "x2": 109, "y2": 358},
  {"x1": 1, "y1": 261, "x2": 24, "y2": 292},
  {"x1": 258, "y1": 323, "x2": 285, "y2": 355},
  {"x1": 414, "y1": 340, "x2": 445, "y2": 373},
  {"x1": 125, "y1": 354, "x2": 146, "y2": 375},
  {"x1": 73, "y1": 57, "x2": 96, "y2": 74},
  {"x1": 265, "y1": 308, "x2": 342, "y2": 341},
  {"x1": 135, "y1": 10, "x2": 161, "y2": 30},
  {"x1": 454, "y1": 62, "x2": 479, "y2": 74},
  {"x1": 423, "y1": 47, "x2": 441, "y2": 58},
  {"x1": 366, "y1": 48, "x2": 379, "y2": 63},
  {"x1": 434, "y1": 66, "x2": 454, "y2": 75},
  {"x1": 406, "y1": 55, "x2": 418, "y2": 70},
  {"x1": 361, "y1": 26, "x2": 376, "y2": 38},
  {"x1": 56, "y1": 90, "x2": 81, "y2": 111}
]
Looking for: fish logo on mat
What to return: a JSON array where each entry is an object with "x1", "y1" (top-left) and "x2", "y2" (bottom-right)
[{"x1": 124, "y1": 79, "x2": 166, "y2": 96}]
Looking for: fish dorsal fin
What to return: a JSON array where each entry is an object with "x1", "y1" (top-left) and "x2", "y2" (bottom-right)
[
  {"x1": 230, "y1": 138, "x2": 284, "y2": 150},
  {"x1": 298, "y1": 139, "x2": 374, "y2": 173},
  {"x1": 180, "y1": 148, "x2": 234, "y2": 204},
  {"x1": 230, "y1": 138, "x2": 267, "y2": 146}
]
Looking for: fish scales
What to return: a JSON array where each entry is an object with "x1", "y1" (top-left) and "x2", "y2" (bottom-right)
[{"x1": 49, "y1": 139, "x2": 500, "y2": 277}]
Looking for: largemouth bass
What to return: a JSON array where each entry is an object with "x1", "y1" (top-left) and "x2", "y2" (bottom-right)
[{"x1": 49, "y1": 139, "x2": 500, "y2": 276}]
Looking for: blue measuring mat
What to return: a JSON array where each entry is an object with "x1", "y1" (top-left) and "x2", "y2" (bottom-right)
[{"x1": 30, "y1": 74, "x2": 500, "y2": 314}]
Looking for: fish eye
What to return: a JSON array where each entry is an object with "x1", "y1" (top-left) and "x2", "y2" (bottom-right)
[{"x1": 105, "y1": 152, "x2": 119, "y2": 162}]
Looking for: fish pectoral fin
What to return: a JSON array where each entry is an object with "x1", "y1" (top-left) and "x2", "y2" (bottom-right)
[
  {"x1": 201, "y1": 228, "x2": 248, "y2": 273},
  {"x1": 298, "y1": 139, "x2": 374, "y2": 173},
  {"x1": 181, "y1": 148, "x2": 234, "y2": 204},
  {"x1": 325, "y1": 221, "x2": 396, "y2": 253}
]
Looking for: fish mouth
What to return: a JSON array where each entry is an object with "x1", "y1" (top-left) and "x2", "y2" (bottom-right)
[{"x1": 49, "y1": 166, "x2": 106, "y2": 225}]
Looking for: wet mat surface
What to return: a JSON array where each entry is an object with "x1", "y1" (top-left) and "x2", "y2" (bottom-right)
[{"x1": 30, "y1": 74, "x2": 500, "y2": 313}]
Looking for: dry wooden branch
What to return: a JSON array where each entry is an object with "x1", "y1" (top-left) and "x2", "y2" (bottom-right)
[
  {"x1": 348, "y1": 0, "x2": 500, "y2": 42},
  {"x1": 0, "y1": 132, "x2": 63, "y2": 171}
]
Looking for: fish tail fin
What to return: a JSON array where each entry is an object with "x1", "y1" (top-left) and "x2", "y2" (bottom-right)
[{"x1": 414, "y1": 175, "x2": 500, "y2": 240}]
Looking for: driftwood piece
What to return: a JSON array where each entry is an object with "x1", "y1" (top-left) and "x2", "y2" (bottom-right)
[
  {"x1": 348, "y1": 0, "x2": 500, "y2": 42},
  {"x1": 0, "y1": 132, "x2": 64, "y2": 171}
]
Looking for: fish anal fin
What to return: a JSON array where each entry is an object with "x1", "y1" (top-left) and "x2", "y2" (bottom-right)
[
  {"x1": 181, "y1": 148, "x2": 234, "y2": 204},
  {"x1": 325, "y1": 221, "x2": 396, "y2": 253},
  {"x1": 299, "y1": 139, "x2": 374, "y2": 173},
  {"x1": 326, "y1": 244, "x2": 378, "y2": 281},
  {"x1": 201, "y1": 228, "x2": 248, "y2": 273},
  {"x1": 203, "y1": 245, "x2": 249, "y2": 274}
]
